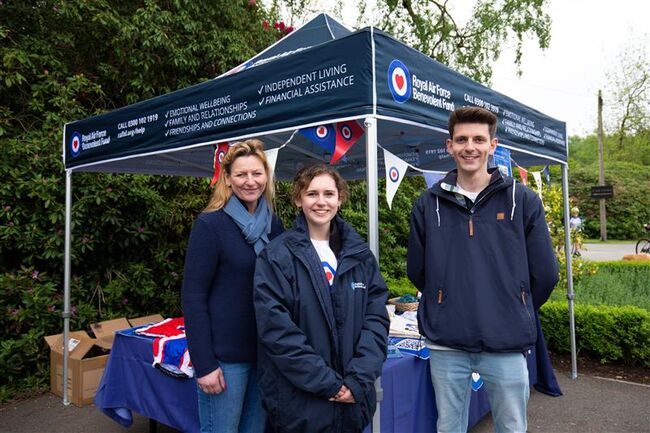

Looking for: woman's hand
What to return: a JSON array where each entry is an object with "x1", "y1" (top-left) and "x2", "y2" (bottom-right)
[
  {"x1": 197, "y1": 367, "x2": 227, "y2": 394},
  {"x1": 328, "y1": 384, "x2": 356, "y2": 403}
]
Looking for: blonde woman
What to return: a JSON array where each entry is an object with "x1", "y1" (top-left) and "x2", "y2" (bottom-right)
[{"x1": 182, "y1": 139, "x2": 283, "y2": 433}]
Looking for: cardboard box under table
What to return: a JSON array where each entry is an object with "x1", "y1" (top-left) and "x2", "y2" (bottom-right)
[{"x1": 44, "y1": 318, "x2": 131, "y2": 407}]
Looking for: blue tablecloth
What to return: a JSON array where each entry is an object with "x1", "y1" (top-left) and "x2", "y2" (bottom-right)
[{"x1": 95, "y1": 318, "x2": 560, "y2": 433}]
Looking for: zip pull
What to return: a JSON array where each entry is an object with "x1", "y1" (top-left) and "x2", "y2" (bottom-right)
[
  {"x1": 521, "y1": 291, "x2": 527, "y2": 305},
  {"x1": 468, "y1": 216, "x2": 474, "y2": 237},
  {"x1": 437, "y1": 289, "x2": 443, "y2": 304}
]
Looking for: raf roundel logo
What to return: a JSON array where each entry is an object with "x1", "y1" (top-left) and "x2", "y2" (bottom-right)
[
  {"x1": 389, "y1": 166, "x2": 400, "y2": 183},
  {"x1": 70, "y1": 131, "x2": 82, "y2": 158},
  {"x1": 316, "y1": 125, "x2": 329, "y2": 139},
  {"x1": 217, "y1": 149, "x2": 226, "y2": 164},
  {"x1": 387, "y1": 59, "x2": 411, "y2": 104},
  {"x1": 340, "y1": 124, "x2": 352, "y2": 140}
]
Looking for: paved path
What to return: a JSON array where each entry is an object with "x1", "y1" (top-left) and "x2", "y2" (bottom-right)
[
  {"x1": 579, "y1": 242, "x2": 637, "y2": 262},
  {"x1": 2, "y1": 371, "x2": 649, "y2": 433}
]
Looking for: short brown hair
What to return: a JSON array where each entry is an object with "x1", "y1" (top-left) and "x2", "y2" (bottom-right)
[
  {"x1": 291, "y1": 164, "x2": 349, "y2": 206},
  {"x1": 448, "y1": 106, "x2": 498, "y2": 139},
  {"x1": 205, "y1": 139, "x2": 274, "y2": 211}
]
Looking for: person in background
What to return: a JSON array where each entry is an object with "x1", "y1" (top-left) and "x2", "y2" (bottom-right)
[
  {"x1": 407, "y1": 106, "x2": 559, "y2": 433},
  {"x1": 253, "y1": 164, "x2": 389, "y2": 433},
  {"x1": 569, "y1": 206, "x2": 583, "y2": 256},
  {"x1": 182, "y1": 139, "x2": 283, "y2": 433}
]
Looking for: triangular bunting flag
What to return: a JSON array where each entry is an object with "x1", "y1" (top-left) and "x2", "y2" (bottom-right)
[
  {"x1": 209, "y1": 142, "x2": 230, "y2": 187},
  {"x1": 542, "y1": 165, "x2": 551, "y2": 186},
  {"x1": 264, "y1": 147, "x2": 279, "y2": 180},
  {"x1": 299, "y1": 124, "x2": 335, "y2": 155},
  {"x1": 423, "y1": 171, "x2": 445, "y2": 188},
  {"x1": 331, "y1": 120, "x2": 364, "y2": 164},
  {"x1": 532, "y1": 171, "x2": 543, "y2": 198},
  {"x1": 518, "y1": 167, "x2": 528, "y2": 186},
  {"x1": 383, "y1": 149, "x2": 409, "y2": 210}
]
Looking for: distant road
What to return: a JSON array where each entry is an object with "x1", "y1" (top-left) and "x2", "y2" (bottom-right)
[{"x1": 579, "y1": 243, "x2": 637, "y2": 261}]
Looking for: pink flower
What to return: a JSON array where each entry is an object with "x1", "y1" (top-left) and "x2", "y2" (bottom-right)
[
  {"x1": 31, "y1": 270, "x2": 39, "y2": 279},
  {"x1": 137, "y1": 226, "x2": 145, "y2": 233},
  {"x1": 285, "y1": 26, "x2": 294, "y2": 34},
  {"x1": 106, "y1": 187, "x2": 113, "y2": 192},
  {"x1": 274, "y1": 21, "x2": 281, "y2": 30},
  {"x1": 262, "y1": 20, "x2": 270, "y2": 31},
  {"x1": 122, "y1": 298, "x2": 129, "y2": 305},
  {"x1": 48, "y1": 305, "x2": 56, "y2": 312},
  {"x1": 248, "y1": 0, "x2": 256, "y2": 6},
  {"x1": 278, "y1": 21, "x2": 286, "y2": 31}
]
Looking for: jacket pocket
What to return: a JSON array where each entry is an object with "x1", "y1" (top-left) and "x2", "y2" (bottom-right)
[{"x1": 518, "y1": 283, "x2": 535, "y2": 341}]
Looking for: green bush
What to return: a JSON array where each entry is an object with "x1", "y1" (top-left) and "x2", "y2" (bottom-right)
[
  {"x1": 540, "y1": 301, "x2": 650, "y2": 367},
  {"x1": 0, "y1": 0, "x2": 279, "y2": 401}
]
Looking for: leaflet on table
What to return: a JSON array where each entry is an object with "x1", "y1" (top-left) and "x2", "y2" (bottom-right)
[
  {"x1": 387, "y1": 305, "x2": 420, "y2": 338},
  {"x1": 388, "y1": 337, "x2": 430, "y2": 360}
]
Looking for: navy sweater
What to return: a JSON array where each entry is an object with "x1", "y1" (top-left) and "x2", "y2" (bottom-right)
[{"x1": 182, "y1": 208, "x2": 283, "y2": 378}]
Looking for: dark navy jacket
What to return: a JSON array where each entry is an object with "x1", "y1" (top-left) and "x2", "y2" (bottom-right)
[
  {"x1": 407, "y1": 169, "x2": 558, "y2": 353},
  {"x1": 181, "y1": 208, "x2": 283, "y2": 378},
  {"x1": 254, "y1": 214, "x2": 389, "y2": 433}
]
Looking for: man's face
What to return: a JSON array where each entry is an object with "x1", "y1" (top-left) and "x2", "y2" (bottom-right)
[{"x1": 446, "y1": 123, "x2": 497, "y2": 177}]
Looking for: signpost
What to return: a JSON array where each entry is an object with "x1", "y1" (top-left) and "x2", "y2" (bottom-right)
[{"x1": 590, "y1": 185, "x2": 614, "y2": 200}]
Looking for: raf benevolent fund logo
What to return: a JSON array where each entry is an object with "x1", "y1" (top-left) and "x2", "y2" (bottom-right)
[{"x1": 387, "y1": 59, "x2": 411, "y2": 104}]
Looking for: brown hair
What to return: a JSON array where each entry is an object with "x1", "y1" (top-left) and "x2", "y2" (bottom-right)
[
  {"x1": 291, "y1": 164, "x2": 349, "y2": 206},
  {"x1": 204, "y1": 139, "x2": 275, "y2": 211},
  {"x1": 448, "y1": 106, "x2": 498, "y2": 139}
]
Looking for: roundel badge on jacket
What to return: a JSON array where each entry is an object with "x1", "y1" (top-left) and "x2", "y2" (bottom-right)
[
  {"x1": 389, "y1": 166, "x2": 400, "y2": 183},
  {"x1": 387, "y1": 60, "x2": 411, "y2": 104},
  {"x1": 70, "y1": 131, "x2": 82, "y2": 158},
  {"x1": 322, "y1": 262, "x2": 336, "y2": 286}
]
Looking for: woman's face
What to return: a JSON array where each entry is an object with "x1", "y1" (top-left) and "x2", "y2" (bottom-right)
[
  {"x1": 295, "y1": 174, "x2": 341, "y2": 237},
  {"x1": 225, "y1": 155, "x2": 268, "y2": 213}
]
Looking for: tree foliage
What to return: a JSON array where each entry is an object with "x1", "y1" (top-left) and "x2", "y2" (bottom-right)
[
  {"x1": 365, "y1": 0, "x2": 551, "y2": 84},
  {"x1": 0, "y1": 0, "x2": 279, "y2": 400},
  {"x1": 603, "y1": 41, "x2": 650, "y2": 148}
]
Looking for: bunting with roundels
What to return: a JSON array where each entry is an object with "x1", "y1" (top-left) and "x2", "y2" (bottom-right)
[
  {"x1": 209, "y1": 142, "x2": 230, "y2": 187},
  {"x1": 299, "y1": 120, "x2": 364, "y2": 164},
  {"x1": 383, "y1": 148, "x2": 409, "y2": 210}
]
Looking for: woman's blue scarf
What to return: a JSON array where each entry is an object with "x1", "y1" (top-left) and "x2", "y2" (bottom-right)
[{"x1": 224, "y1": 195, "x2": 272, "y2": 256}]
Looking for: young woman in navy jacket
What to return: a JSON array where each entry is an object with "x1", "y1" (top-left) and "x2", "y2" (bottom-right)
[{"x1": 254, "y1": 165, "x2": 389, "y2": 433}]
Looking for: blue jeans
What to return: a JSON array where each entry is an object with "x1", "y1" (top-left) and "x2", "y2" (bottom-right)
[
  {"x1": 428, "y1": 350, "x2": 529, "y2": 433},
  {"x1": 197, "y1": 361, "x2": 266, "y2": 433}
]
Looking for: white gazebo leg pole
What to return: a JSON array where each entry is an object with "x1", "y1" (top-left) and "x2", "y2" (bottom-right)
[
  {"x1": 62, "y1": 169, "x2": 73, "y2": 404},
  {"x1": 561, "y1": 164, "x2": 578, "y2": 379},
  {"x1": 364, "y1": 116, "x2": 382, "y2": 432}
]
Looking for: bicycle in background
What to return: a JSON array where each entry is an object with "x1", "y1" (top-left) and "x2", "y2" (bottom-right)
[{"x1": 635, "y1": 223, "x2": 650, "y2": 254}]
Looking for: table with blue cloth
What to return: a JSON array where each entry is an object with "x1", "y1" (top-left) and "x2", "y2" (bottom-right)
[{"x1": 95, "y1": 319, "x2": 561, "y2": 433}]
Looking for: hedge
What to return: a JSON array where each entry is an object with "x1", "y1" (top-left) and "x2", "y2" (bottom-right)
[{"x1": 539, "y1": 301, "x2": 650, "y2": 367}]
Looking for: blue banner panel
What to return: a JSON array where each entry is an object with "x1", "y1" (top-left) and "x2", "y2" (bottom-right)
[
  {"x1": 64, "y1": 32, "x2": 373, "y2": 170},
  {"x1": 373, "y1": 31, "x2": 566, "y2": 165}
]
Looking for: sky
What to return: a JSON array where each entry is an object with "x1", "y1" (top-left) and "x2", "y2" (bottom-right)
[
  {"x1": 326, "y1": 0, "x2": 650, "y2": 137},
  {"x1": 489, "y1": 0, "x2": 650, "y2": 137}
]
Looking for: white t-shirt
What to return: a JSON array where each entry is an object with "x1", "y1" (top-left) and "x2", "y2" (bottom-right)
[
  {"x1": 311, "y1": 239, "x2": 337, "y2": 286},
  {"x1": 456, "y1": 185, "x2": 480, "y2": 202}
]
